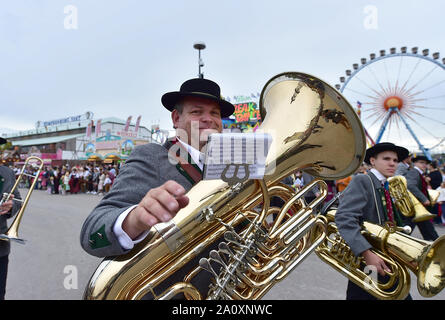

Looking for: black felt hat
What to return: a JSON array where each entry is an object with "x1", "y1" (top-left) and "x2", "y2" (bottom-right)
[
  {"x1": 412, "y1": 154, "x2": 431, "y2": 163},
  {"x1": 0, "y1": 137, "x2": 6, "y2": 145},
  {"x1": 364, "y1": 142, "x2": 409, "y2": 165},
  {"x1": 161, "y1": 78, "x2": 235, "y2": 118}
]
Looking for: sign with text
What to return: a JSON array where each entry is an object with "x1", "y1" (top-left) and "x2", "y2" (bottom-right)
[{"x1": 233, "y1": 102, "x2": 261, "y2": 123}]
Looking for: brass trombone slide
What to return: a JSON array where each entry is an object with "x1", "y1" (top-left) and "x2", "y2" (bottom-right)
[{"x1": 0, "y1": 156, "x2": 44, "y2": 244}]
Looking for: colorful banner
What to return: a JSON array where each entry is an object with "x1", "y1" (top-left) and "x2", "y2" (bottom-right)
[
  {"x1": 95, "y1": 119, "x2": 102, "y2": 137},
  {"x1": 86, "y1": 120, "x2": 93, "y2": 138},
  {"x1": 135, "y1": 115, "x2": 141, "y2": 133},
  {"x1": 233, "y1": 102, "x2": 261, "y2": 123},
  {"x1": 124, "y1": 116, "x2": 132, "y2": 132}
]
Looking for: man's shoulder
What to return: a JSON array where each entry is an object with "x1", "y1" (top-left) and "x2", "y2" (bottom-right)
[
  {"x1": 350, "y1": 173, "x2": 371, "y2": 184},
  {"x1": 405, "y1": 168, "x2": 419, "y2": 178},
  {"x1": 0, "y1": 166, "x2": 15, "y2": 178},
  {"x1": 130, "y1": 143, "x2": 169, "y2": 158}
]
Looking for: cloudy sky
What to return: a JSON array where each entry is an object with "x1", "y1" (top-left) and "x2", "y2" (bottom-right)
[{"x1": 1, "y1": 0, "x2": 444, "y2": 152}]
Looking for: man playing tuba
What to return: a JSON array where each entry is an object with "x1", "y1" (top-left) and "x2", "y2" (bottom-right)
[
  {"x1": 80, "y1": 78, "x2": 235, "y2": 298},
  {"x1": 334, "y1": 142, "x2": 413, "y2": 300}
]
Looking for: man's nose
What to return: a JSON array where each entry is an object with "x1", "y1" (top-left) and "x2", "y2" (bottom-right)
[{"x1": 200, "y1": 113, "x2": 213, "y2": 124}]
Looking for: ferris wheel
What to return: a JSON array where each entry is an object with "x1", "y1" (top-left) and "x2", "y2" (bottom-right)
[{"x1": 335, "y1": 46, "x2": 445, "y2": 160}]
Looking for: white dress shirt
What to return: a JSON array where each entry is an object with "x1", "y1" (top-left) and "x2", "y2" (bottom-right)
[{"x1": 370, "y1": 168, "x2": 387, "y2": 185}]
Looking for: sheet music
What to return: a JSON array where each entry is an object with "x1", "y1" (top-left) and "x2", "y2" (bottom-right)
[{"x1": 202, "y1": 132, "x2": 272, "y2": 181}]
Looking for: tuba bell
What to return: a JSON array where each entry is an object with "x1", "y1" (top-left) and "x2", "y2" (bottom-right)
[
  {"x1": 388, "y1": 176, "x2": 436, "y2": 223},
  {"x1": 83, "y1": 72, "x2": 366, "y2": 300},
  {"x1": 428, "y1": 189, "x2": 440, "y2": 206},
  {"x1": 315, "y1": 209, "x2": 445, "y2": 299}
]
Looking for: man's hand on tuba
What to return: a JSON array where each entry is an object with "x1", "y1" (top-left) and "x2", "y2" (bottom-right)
[
  {"x1": 362, "y1": 249, "x2": 391, "y2": 276},
  {"x1": 122, "y1": 180, "x2": 189, "y2": 240}
]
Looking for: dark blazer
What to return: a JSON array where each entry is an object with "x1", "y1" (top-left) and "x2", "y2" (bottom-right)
[
  {"x1": 0, "y1": 166, "x2": 22, "y2": 257},
  {"x1": 405, "y1": 167, "x2": 429, "y2": 204},
  {"x1": 335, "y1": 172, "x2": 387, "y2": 256}
]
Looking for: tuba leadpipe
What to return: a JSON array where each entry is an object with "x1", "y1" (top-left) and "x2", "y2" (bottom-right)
[
  {"x1": 0, "y1": 156, "x2": 44, "y2": 244},
  {"x1": 83, "y1": 72, "x2": 366, "y2": 300}
]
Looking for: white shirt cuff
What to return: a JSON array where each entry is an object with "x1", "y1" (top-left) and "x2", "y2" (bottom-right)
[{"x1": 113, "y1": 205, "x2": 150, "y2": 250}]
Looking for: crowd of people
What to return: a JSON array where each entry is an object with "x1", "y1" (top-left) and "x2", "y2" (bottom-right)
[
  {"x1": 11, "y1": 163, "x2": 121, "y2": 196},
  {"x1": 8, "y1": 155, "x2": 445, "y2": 221}
]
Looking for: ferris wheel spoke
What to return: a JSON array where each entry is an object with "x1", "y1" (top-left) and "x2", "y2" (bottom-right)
[
  {"x1": 407, "y1": 79, "x2": 445, "y2": 97},
  {"x1": 382, "y1": 59, "x2": 393, "y2": 93},
  {"x1": 360, "y1": 101, "x2": 384, "y2": 109},
  {"x1": 399, "y1": 58, "x2": 422, "y2": 92},
  {"x1": 403, "y1": 112, "x2": 441, "y2": 139},
  {"x1": 412, "y1": 112, "x2": 445, "y2": 126},
  {"x1": 362, "y1": 111, "x2": 382, "y2": 123},
  {"x1": 366, "y1": 64, "x2": 390, "y2": 96},
  {"x1": 352, "y1": 75, "x2": 385, "y2": 98},
  {"x1": 424, "y1": 93, "x2": 445, "y2": 100},
  {"x1": 407, "y1": 98, "x2": 427, "y2": 103},
  {"x1": 404, "y1": 65, "x2": 439, "y2": 95},
  {"x1": 394, "y1": 55, "x2": 404, "y2": 92},
  {"x1": 343, "y1": 87, "x2": 380, "y2": 100},
  {"x1": 405, "y1": 104, "x2": 445, "y2": 111}
]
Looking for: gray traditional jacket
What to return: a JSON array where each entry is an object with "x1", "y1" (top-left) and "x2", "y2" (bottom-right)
[
  {"x1": 80, "y1": 141, "x2": 194, "y2": 257},
  {"x1": 334, "y1": 172, "x2": 388, "y2": 257},
  {"x1": 80, "y1": 141, "x2": 221, "y2": 298},
  {"x1": 405, "y1": 167, "x2": 429, "y2": 204}
]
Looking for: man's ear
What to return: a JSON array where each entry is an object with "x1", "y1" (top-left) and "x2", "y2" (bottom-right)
[{"x1": 171, "y1": 110, "x2": 179, "y2": 129}]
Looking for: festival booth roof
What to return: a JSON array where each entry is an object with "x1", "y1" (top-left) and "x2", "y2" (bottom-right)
[
  {"x1": 87, "y1": 153, "x2": 104, "y2": 162},
  {"x1": 103, "y1": 153, "x2": 128, "y2": 163},
  {"x1": 11, "y1": 133, "x2": 85, "y2": 146}
]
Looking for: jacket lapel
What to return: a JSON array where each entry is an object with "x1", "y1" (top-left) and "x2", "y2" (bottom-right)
[{"x1": 163, "y1": 138, "x2": 202, "y2": 185}]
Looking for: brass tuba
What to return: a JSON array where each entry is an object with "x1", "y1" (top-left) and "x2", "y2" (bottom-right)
[
  {"x1": 388, "y1": 176, "x2": 436, "y2": 223},
  {"x1": 315, "y1": 209, "x2": 445, "y2": 299},
  {"x1": 83, "y1": 72, "x2": 366, "y2": 300}
]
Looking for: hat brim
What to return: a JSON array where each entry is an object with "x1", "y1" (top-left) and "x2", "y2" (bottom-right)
[
  {"x1": 0, "y1": 137, "x2": 7, "y2": 145},
  {"x1": 364, "y1": 144, "x2": 409, "y2": 165},
  {"x1": 161, "y1": 92, "x2": 235, "y2": 118},
  {"x1": 412, "y1": 156, "x2": 431, "y2": 163}
]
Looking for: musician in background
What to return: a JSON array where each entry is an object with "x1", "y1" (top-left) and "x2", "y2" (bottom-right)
[
  {"x1": 0, "y1": 137, "x2": 22, "y2": 300},
  {"x1": 405, "y1": 155, "x2": 439, "y2": 241},
  {"x1": 428, "y1": 161, "x2": 444, "y2": 225},
  {"x1": 80, "y1": 78, "x2": 235, "y2": 298},
  {"x1": 395, "y1": 152, "x2": 412, "y2": 176},
  {"x1": 335, "y1": 142, "x2": 412, "y2": 300}
]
